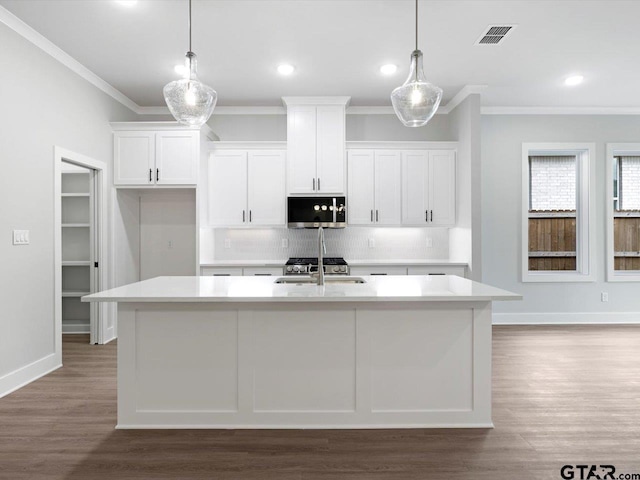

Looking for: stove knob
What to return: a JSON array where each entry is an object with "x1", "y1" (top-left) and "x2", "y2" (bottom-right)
[
  {"x1": 286, "y1": 266, "x2": 293, "y2": 272},
  {"x1": 293, "y1": 265, "x2": 300, "y2": 273},
  {"x1": 340, "y1": 266, "x2": 347, "y2": 273},
  {"x1": 332, "y1": 266, "x2": 339, "y2": 273}
]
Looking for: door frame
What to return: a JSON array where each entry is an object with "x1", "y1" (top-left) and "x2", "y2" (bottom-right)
[{"x1": 54, "y1": 146, "x2": 111, "y2": 346}]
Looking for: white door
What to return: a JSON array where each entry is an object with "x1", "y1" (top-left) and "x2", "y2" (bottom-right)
[
  {"x1": 247, "y1": 151, "x2": 286, "y2": 226},
  {"x1": 208, "y1": 151, "x2": 248, "y2": 226},
  {"x1": 287, "y1": 106, "x2": 317, "y2": 194},
  {"x1": 114, "y1": 131, "x2": 155, "y2": 185},
  {"x1": 374, "y1": 150, "x2": 402, "y2": 226},
  {"x1": 316, "y1": 106, "x2": 345, "y2": 194},
  {"x1": 155, "y1": 131, "x2": 198, "y2": 185},
  {"x1": 347, "y1": 150, "x2": 375, "y2": 225},
  {"x1": 428, "y1": 150, "x2": 456, "y2": 226},
  {"x1": 401, "y1": 150, "x2": 429, "y2": 225}
]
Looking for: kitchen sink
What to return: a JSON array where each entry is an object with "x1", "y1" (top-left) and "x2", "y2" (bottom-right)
[{"x1": 274, "y1": 276, "x2": 367, "y2": 285}]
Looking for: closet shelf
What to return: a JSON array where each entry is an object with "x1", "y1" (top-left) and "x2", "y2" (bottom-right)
[
  {"x1": 62, "y1": 261, "x2": 91, "y2": 266},
  {"x1": 62, "y1": 223, "x2": 90, "y2": 228},
  {"x1": 62, "y1": 291, "x2": 90, "y2": 298}
]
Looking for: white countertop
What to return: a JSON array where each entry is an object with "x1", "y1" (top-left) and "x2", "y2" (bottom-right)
[
  {"x1": 200, "y1": 259, "x2": 468, "y2": 267},
  {"x1": 83, "y1": 275, "x2": 520, "y2": 303}
]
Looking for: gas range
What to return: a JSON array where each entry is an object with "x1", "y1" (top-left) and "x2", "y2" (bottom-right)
[{"x1": 284, "y1": 257, "x2": 349, "y2": 275}]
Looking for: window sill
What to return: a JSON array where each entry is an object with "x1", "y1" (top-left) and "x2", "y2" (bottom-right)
[{"x1": 522, "y1": 272, "x2": 596, "y2": 283}]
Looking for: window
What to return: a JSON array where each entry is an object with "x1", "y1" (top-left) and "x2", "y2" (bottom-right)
[
  {"x1": 606, "y1": 144, "x2": 640, "y2": 281},
  {"x1": 522, "y1": 143, "x2": 595, "y2": 282}
]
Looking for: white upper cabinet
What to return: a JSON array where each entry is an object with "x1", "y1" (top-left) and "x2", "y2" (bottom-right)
[
  {"x1": 284, "y1": 97, "x2": 350, "y2": 195},
  {"x1": 347, "y1": 150, "x2": 401, "y2": 226},
  {"x1": 402, "y1": 149, "x2": 456, "y2": 226},
  {"x1": 112, "y1": 123, "x2": 211, "y2": 187},
  {"x1": 208, "y1": 149, "x2": 286, "y2": 227}
]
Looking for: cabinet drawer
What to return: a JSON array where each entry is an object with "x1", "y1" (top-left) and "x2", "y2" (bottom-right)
[
  {"x1": 349, "y1": 266, "x2": 408, "y2": 276},
  {"x1": 201, "y1": 267, "x2": 243, "y2": 276},
  {"x1": 407, "y1": 266, "x2": 466, "y2": 277},
  {"x1": 243, "y1": 267, "x2": 283, "y2": 276}
]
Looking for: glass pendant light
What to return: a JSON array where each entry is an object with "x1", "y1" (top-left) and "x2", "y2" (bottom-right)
[
  {"x1": 163, "y1": 0, "x2": 217, "y2": 127},
  {"x1": 391, "y1": 0, "x2": 442, "y2": 127}
]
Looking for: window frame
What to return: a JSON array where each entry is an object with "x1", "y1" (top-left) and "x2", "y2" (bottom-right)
[
  {"x1": 606, "y1": 143, "x2": 640, "y2": 282},
  {"x1": 521, "y1": 143, "x2": 596, "y2": 283}
]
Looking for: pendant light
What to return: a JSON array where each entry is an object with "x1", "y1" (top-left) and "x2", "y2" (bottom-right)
[
  {"x1": 163, "y1": 0, "x2": 217, "y2": 127},
  {"x1": 391, "y1": 0, "x2": 443, "y2": 127}
]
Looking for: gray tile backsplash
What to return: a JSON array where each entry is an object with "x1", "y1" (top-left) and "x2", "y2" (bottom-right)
[{"x1": 202, "y1": 227, "x2": 449, "y2": 263}]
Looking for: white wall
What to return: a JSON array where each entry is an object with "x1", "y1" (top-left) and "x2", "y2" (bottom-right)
[
  {"x1": 0, "y1": 23, "x2": 136, "y2": 396},
  {"x1": 482, "y1": 114, "x2": 640, "y2": 323}
]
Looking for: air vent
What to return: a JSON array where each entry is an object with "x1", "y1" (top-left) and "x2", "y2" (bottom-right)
[{"x1": 475, "y1": 25, "x2": 516, "y2": 45}]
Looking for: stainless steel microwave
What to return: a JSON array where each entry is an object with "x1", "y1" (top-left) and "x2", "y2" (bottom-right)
[{"x1": 287, "y1": 196, "x2": 347, "y2": 228}]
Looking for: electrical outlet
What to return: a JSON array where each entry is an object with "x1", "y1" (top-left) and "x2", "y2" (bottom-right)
[
  {"x1": 601, "y1": 292, "x2": 609, "y2": 302},
  {"x1": 281, "y1": 238, "x2": 289, "y2": 248},
  {"x1": 368, "y1": 238, "x2": 375, "y2": 248},
  {"x1": 12, "y1": 230, "x2": 29, "y2": 245},
  {"x1": 224, "y1": 238, "x2": 231, "y2": 249},
  {"x1": 426, "y1": 237, "x2": 433, "y2": 248}
]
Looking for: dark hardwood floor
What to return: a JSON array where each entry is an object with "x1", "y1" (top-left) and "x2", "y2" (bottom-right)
[{"x1": 1, "y1": 326, "x2": 640, "y2": 480}]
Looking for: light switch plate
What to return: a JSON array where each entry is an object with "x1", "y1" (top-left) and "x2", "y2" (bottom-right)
[
  {"x1": 224, "y1": 238, "x2": 231, "y2": 249},
  {"x1": 13, "y1": 230, "x2": 30, "y2": 245},
  {"x1": 368, "y1": 238, "x2": 375, "y2": 248},
  {"x1": 426, "y1": 237, "x2": 433, "y2": 248}
]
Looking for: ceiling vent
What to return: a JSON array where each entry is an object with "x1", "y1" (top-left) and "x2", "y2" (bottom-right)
[{"x1": 475, "y1": 25, "x2": 516, "y2": 45}]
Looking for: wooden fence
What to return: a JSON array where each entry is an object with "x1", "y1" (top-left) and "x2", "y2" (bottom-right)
[
  {"x1": 528, "y1": 211, "x2": 576, "y2": 271},
  {"x1": 528, "y1": 211, "x2": 640, "y2": 271},
  {"x1": 614, "y1": 213, "x2": 640, "y2": 270}
]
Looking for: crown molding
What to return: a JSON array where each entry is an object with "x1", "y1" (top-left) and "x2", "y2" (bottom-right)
[
  {"x1": 0, "y1": 5, "x2": 142, "y2": 114},
  {"x1": 282, "y1": 96, "x2": 351, "y2": 107},
  {"x1": 481, "y1": 106, "x2": 640, "y2": 115},
  {"x1": 439, "y1": 85, "x2": 488, "y2": 114}
]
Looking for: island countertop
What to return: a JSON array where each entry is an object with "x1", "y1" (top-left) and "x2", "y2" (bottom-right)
[{"x1": 82, "y1": 275, "x2": 521, "y2": 303}]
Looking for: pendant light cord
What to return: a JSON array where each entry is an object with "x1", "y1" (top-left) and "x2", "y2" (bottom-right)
[
  {"x1": 188, "y1": 0, "x2": 192, "y2": 52},
  {"x1": 415, "y1": 0, "x2": 418, "y2": 51}
]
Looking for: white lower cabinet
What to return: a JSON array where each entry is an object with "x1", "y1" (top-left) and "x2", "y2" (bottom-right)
[
  {"x1": 201, "y1": 267, "x2": 243, "y2": 276},
  {"x1": 350, "y1": 266, "x2": 408, "y2": 276},
  {"x1": 243, "y1": 267, "x2": 283, "y2": 276},
  {"x1": 209, "y1": 150, "x2": 286, "y2": 227},
  {"x1": 407, "y1": 265, "x2": 466, "y2": 277},
  {"x1": 347, "y1": 150, "x2": 401, "y2": 226}
]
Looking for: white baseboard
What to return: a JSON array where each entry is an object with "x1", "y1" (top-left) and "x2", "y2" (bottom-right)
[
  {"x1": 493, "y1": 312, "x2": 640, "y2": 325},
  {"x1": 0, "y1": 353, "x2": 62, "y2": 398}
]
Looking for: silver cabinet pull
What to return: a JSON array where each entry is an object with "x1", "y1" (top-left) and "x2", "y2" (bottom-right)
[
  {"x1": 249, "y1": 210, "x2": 252, "y2": 222},
  {"x1": 376, "y1": 210, "x2": 379, "y2": 222},
  {"x1": 312, "y1": 178, "x2": 316, "y2": 190},
  {"x1": 370, "y1": 210, "x2": 373, "y2": 222},
  {"x1": 156, "y1": 168, "x2": 159, "y2": 182},
  {"x1": 425, "y1": 210, "x2": 428, "y2": 222},
  {"x1": 242, "y1": 210, "x2": 246, "y2": 222},
  {"x1": 430, "y1": 210, "x2": 433, "y2": 222},
  {"x1": 317, "y1": 178, "x2": 321, "y2": 191},
  {"x1": 149, "y1": 168, "x2": 152, "y2": 183}
]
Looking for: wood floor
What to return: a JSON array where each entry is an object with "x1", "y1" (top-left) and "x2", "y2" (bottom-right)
[{"x1": 1, "y1": 326, "x2": 640, "y2": 480}]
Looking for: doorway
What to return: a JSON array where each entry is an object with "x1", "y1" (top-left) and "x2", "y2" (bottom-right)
[{"x1": 54, "y1": 147, "x2": 110, "y2": 346}]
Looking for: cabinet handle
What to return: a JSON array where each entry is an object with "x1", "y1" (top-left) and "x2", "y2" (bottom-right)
[
  {"x1": 149, "y1": 168, "x2": 152, "y2": 183},
  {"x1": 317, "y1": 178, "x2": 321, "y2": 191},
  {"x1": 156, "y1": 168, "x2": 159, "y2": 182},
  {"x1": 376, "y1": 210, "x2": 379, "y2": 222},
  {"x1": 370, "y1": 210, "x2": 373, "y2": 222},
  {"x1": 312, "y1": 178, "x2": 316, "y2": 191},
  {"x1": 430, "y1": 210, "x2": 433, "y2": 222},
  {"x1": 425, "y1": 210, "x2": 428, "y2": 222},
  {"x1": 242, "y1": 210, "x2": 246, "y2": 222},
  {"x1": 249, "y1": 210, "x2": 252, "y2": 222}
]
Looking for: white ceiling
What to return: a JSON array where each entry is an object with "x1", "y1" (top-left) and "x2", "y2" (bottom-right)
[{"x1": 2, "y1": 0, "x2": 640, "y2": 109}]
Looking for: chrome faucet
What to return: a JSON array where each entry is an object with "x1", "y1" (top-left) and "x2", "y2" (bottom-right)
[{"x1": 317, "y1": 226, "x2": 327, "y2": 285}]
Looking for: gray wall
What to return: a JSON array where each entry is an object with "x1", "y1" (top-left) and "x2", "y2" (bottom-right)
[
  {"x1": 0, "y1": 23, "x2": 136, "y2": 391},
  {"x1": 482, "y1": 114, "x2": 640, "y2": 322}
]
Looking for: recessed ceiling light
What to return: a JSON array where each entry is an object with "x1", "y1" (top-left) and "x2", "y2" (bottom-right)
[
  {"x1": 380, "y1": 64, "x2": 398, "y2": 75},
  {"x1": 115, "y1": 0, "x2": 138, "y2": 6},
  {"x1": 277, "y1": 64, "x2": 295, "y2": 75},
  {"x1": 565, "y1": 75, "x2": 584, "y2": 86},
  {"x1": 174, "y1": 64, "x2": 188, "y2": 77}
]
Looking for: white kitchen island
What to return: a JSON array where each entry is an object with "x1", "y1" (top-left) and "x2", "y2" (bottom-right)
[{"x1": 83, "y1": 275, "x2": 520, "y2": 429}]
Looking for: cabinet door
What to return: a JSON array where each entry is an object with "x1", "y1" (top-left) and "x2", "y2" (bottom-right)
[
  {"x1": 347, "y1": 150, "x2": 375, "y2": 225},
  {"x1": 155, "y1": 131, "x2": 198, "y2": 185},
  {"x1": 316, "y1": 106, "x2": 345, "y2": 194},
  {"x1": 201, "y1": 267, "x2": 243, "y2": 276},
  {"x1": 243, "y1": 267, "x2": 284, "y2": 276},
  {"x1": 208, "y1": 151, "x2": 248, "y2": 226},
  {"x1": 114, "y1": 132, "x2": 155, "y2": 185},
  {"x1": 247, "y1": 151, "x2": 286, "y2": 226},
  {"x1": 401, "y1": 150, "x2": 429, "y2": 225},
  {"x1": 428, "y1": 150, "x2": 456, "y2": 226},
  {"x1": 287, "y1": 106, "x2": 317, "y2": 194},
  {"x1": 374, "y1": 151, "x2": 402, "y2": 226},
  {"x1": 349, "y1": 266, "x2": 408, "y2": 276}
]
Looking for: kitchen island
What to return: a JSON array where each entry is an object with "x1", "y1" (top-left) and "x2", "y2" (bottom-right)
[{"x1": 83, "y1": 275, "x2": 520, "y2": 429}]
